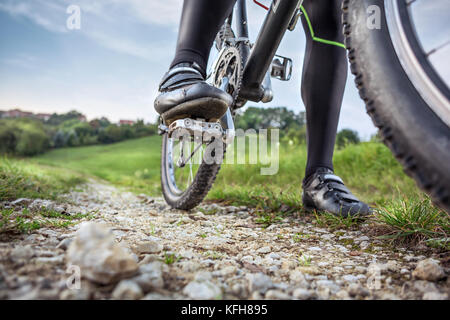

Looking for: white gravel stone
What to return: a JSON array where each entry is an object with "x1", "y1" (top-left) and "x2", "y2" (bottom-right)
[
  {"x1": 342, "y1": 275, "x2": 359, "y2": 283},
  {"x1": 10, "y1": 245, "x2": 34, "y2": 262},
  {"x1": 180, "y1": 261, "x2": 199, "y2": 273},
  {"x1": 257, "y1": 246, "x2": 271, "y2": 254},
  {"x1": 413, "y1": 280, "x2": 439, "y2": 293},
  {"x1": 132, "y1": 272, "x2": 164, "y2": 292},
  {"x1": 183, "y1": 281, "x2": 222, "y2": 300},
  {"x1": 220, "y1": 266, "x2": 237, "y2": 276},
  {"x1": 293, "y1": 288, "x2": 314, "y2": 300},
  {"x1": 136, "y1": 240, "x2": 163, "y2": 254},
  {"x1": 112, "y1": 280, "x2": 144, "y2": 300},
  {"x1": 412, "y1": 259, "x2": 445, "y2": 281},
  {"x1": 247, "y1": 273, "x2": 273, "y2": 293},
  {"x1": 315, "y1": 280, "x2": 341, "y2": 294},
  {"x1": 400, "y1": 268, "x2": 409, "y2": 274},
  {"x1": 423, "y1": 292, "x2": 448, "y2": 300},
  {"x1": 347, "y1": 283, "x2": 369, "y2": 297},
  {"x1": 336, "y1": 290, "x2": 350, "y2": 300},
  {"x1": 66, "y1": 222, "x2": 138, "y2": 284},
  {"x1": 265, "y1": 290, "x2": 290, "y2": 300},
  {"x1": 56, "y1": 238, "x2": 73, "y2": 251},
  {"x1": 289, "y1": 270, "x2": 308, "y2": 288},
  {"x1": 267, "y1": 252, "x2": 280, "y2": 260},
  {"x1": 194, "y1": 271, "x2": 213, "y2": 282}
]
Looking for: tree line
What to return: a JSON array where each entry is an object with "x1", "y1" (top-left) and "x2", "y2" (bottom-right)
[
  {"x1": 0, "y1": 111, "x2": 157, "y2": 156},
  {"x1": 235, "y1": 106, "x2": 360, "y2": 148},
  {"x1": 0, "y1": 107, "x2": 361, "y2": 157}
]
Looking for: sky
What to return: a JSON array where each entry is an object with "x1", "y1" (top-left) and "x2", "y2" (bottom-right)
[{"x1": 0, "y1": 0, "x2": 448, "y2": 140}]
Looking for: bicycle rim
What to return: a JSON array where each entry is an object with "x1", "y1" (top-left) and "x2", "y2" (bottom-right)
[{"x1": 385, "y1": 0, "x2": 450, "y2": 127}]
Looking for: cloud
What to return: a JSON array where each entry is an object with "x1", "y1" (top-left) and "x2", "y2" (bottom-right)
[
  {"x1": 57, "y1": 0, "x2": 182, "y2": 27},
  {"x1": 1, "y1": 53, "x2": 38, "y2": 70},
  {"x1": 84, "y1": 30, "x2": 174, "y2": 62},
  {"x1": 0, "y1": 0, "x2": 177, "y2": 61},
  {"x1": 87, "y1": 31, "x2": 152, "y2": 60},
  {"x1": 120, "y1": 0, "x2": 183, "y2": 26},
  {"x1": 0, "y1": 0, "x2": 67, "y2": 33}
]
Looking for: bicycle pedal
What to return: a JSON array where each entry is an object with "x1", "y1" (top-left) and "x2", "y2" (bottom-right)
[
  {"x1": 168, "y1": 118, "x2": 223, "y2": 142},
  {"x1": 271, "y1": 55, "x2": 293, "y2": 81}
]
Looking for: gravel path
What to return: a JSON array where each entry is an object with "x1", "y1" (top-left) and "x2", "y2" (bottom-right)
[{"x1": 1, "y1": 181, "x2": 448, "y2": 300}]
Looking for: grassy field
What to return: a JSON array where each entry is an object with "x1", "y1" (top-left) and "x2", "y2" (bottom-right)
[
  {"x1": 0, "y1": 157, "x2": 85, "y2": 201},
  {"x1": 33, "y1": 136, "x2": 162, "y2": 195},
  {"x1": 32, "y1": 135, "x2": 418, "y2": 206},
  {"x1": 0, "y1": 158, "x2": 90, "y2": 234},
  {"x1": 1, "y1": 136, "x2": 448, "y2": 248}
]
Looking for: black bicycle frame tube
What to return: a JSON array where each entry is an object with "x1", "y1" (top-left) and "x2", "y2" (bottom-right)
[
  {"x1": 235, "y1": 0, "x2": 249, "y2": 39},
  {"x1": 238, "y1": 0, "x2": 300, "y2": 102},
  {"x1": 234, "y1": 0, "x2": 250, "y2": 64}
]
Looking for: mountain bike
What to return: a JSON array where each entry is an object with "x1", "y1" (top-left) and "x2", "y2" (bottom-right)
[{"x1": 159, "y1": 0, "x2": 450, "y2": 213}]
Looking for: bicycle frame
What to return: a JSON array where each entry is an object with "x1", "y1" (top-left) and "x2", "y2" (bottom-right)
[{"x1": 234, "y1": 0, "x2": 301, "y2": 102}]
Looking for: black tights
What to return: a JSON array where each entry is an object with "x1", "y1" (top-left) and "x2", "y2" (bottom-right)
[{"x1": 170, "y1": 0, "x2": 348, "y2": 179}]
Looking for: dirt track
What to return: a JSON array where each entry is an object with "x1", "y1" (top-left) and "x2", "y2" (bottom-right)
[{"x1": 0, "y1": 181, "x2": 448, "y2": 300}]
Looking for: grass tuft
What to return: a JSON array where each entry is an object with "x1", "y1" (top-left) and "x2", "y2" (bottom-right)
[
  {"x1": 313, "y1": 211, "x2": 362, "y2": 231},
  {"x1": 375, "y1": 196, "x2": 449, "y2": 249},
  {"x1": 163, "y1": 252, "x2": 181, "y2": 265},
  {"x1": 0, "y1": 207, "x2": 95, "y2": 234},
  {"x1": 298, "y1": 254, "x2": 312, "y2": 266}
]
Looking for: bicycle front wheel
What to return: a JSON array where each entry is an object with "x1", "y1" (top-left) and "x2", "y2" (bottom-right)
[
  {"x1": 160, "y1": 132, "x2": 224, "y2": 210},
  {"x1": 343, "y1": 0, "x2": 450, "y2": 212}
]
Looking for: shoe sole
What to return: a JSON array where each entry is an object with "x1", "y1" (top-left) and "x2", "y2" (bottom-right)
[{"x1": 161, "y1": 97, "x2": 229, "y2": 124}]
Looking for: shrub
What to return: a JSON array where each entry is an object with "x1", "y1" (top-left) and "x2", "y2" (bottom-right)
[
  {"x1": 0, "y1": 121, "x2": 18, "y2": 154},
  {"x1": 98, "y1": 124, "x2": 123, "y2": 144},
  {"x1": 0, "y1": 118, "x2": 49, "y2": 156},
  {"x1": 336, "y1": 129, "x2": 360, "y2": 149},
  {"x1": 15, "y1": 126, "x2": 49, "y2": 156}
]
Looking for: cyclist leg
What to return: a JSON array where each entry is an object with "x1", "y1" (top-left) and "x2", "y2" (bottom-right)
[
  {"x1": 300, "y1": 0, "x2": 347, "y2": 179},
  {"x1": 300, "y1": 0, "x2": 371, "y2": 217},
  {"x1": 172, "y1": 0, "x2": 237, "y2": 74},
  {"x1": 155, "y1": 0, "x2": 237, "y2": 123}
]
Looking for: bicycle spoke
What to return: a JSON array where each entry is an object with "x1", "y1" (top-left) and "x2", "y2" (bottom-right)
[
  {"x1": 187, "y1": 156, "x2": 193, "y2": 188},
  {"x1": 426, "y1": 39, "x2": 450, "y2": 57},
  {"x1": 169, "y1": 135, "x2": 206, "y2": 192},
  {"x1": 180, "y1": 141, "x2": 203, "y2": 167}
]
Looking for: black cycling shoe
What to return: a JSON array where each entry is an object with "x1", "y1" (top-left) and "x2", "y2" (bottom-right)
[
  {"x1": 302, "y1": 167, "x2": 372, "y2": 217},
  {"x1": 154, "y1": 62, "x2": 233, "y2": 123}
]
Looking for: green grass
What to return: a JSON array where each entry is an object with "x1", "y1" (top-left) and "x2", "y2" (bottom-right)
[
  {"x1": 1, "y1": 207, "x2": 95, "y2": 234},
  {"x1": 33, "y1": 137, "x2": 162, "y2": 195},
  {"x1": 376, "y1": 196, "x2": 449, "y2": 249},
  {"x1": 163, "y1": 252, "x2": 181, "y2": 265},
  {"x1": 213, "y1": 141, "x2": 419, "y2": 207},
  {"x1": 313, "y1": 211, "x2": 362, "y2": 231},
  {"x1": 5, "y1": 135, "x2": 447, "y2": 250},
  {"x1": 31, "y1": 136, "x2": 417, "y2": 205},
  {"x1": 298, "y1": 254, "x2": 312, "y2": 267},
  {"x1": 0, "y1": 157, "x2": 85, "y2": 201}
]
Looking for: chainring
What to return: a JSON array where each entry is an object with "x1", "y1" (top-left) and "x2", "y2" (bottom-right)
[
  {"x1": 211, "y1": 45, "x2": 243, "y2": 110},
  {"x1": 215, "y1": 23, "x2": 236, "y2": 51}
]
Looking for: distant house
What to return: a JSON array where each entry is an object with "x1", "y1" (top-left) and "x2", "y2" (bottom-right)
[
  {"x1": 119, "y1": 120, "x2": 135, "y2": 126},
  {"x1": 36, "y1": 113, "x2": 52, "y2": 121},
  {"x1": 2, "y1": 109, "x2": 34, "y2": 118}
]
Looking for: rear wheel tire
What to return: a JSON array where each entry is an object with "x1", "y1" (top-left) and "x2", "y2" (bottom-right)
[
  {"x1": 160, "y1": 133, "x2": 223, "y2": 210},
  {"x1": 342, "y1": 0, "x2": 450, "y2": 212}
]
